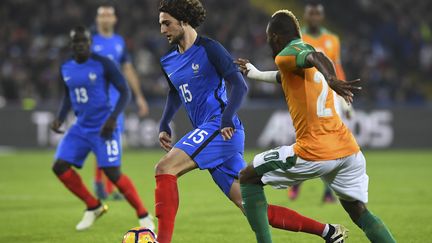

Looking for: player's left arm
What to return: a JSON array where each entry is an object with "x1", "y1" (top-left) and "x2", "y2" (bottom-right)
[
  {"x1": 305, "y1": 51, "x2": 361, "y2": 104},
  {"x1": 101, "y1": 58, "x2": 131, "y2": 138},
  {"x1": 120, "y1": 44, "x2": 149, "y2": 117},
  {"x1": 122, "y1": 62, "x2": 149, "y2": 117},
  {"x1": 204, "y1": 40, "x2": 248, "y2": 140}
]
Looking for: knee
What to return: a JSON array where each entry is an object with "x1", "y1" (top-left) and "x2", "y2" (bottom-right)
[
  {"x1": 341, "y1": 200, "x2": 367, "y2": 223},
  {"x1": 102, "y1": 167, "x2": 121, "y2": 183},
  {"x1": 239, "y1": 165, "x2": 256, "y2": 184},
  {"x1": 155, "y1": 155, "x2": 175, "y2": 176},
  {"x1": 52, "y1": 160, "x2": 71, "y2": 176}
]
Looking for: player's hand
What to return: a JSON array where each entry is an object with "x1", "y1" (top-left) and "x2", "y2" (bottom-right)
[
  {"x1": 136, "y1": 96, "x2": 149, "y2": 117},
  {"x1": 221, "y1": 127, "x2": 235, "y2": 141},
  {"x1": 234, "y1": 58, "x2": 251, "y2": 76},
  {"x1": 328, "y1": 78, "x2": 362, "y2": 104},
  {"x1": 50, "y1": 119, "x2": 65, "y2": 134},
  {"x1": 159, "y1": 131, "x2": 172, "y2": 152},
  {"x1": 100, "y1": 117, "x2": 117, "y2": 139}
]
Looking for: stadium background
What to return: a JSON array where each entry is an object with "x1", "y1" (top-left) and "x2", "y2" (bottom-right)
[{"x1": 0, "y1": 0, "x2": 431, "y2": 242}]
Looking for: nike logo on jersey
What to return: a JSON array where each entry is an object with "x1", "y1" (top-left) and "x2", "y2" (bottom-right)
[
  {"x1": 108, "y1": 157, "x2": 118, "y2": 162},
  {"x1": 182, "y1": 141, "x2": 195, "y2": 147},
  {"x1": 64, "y1": 76, "x2": 71, "y2": 82}
]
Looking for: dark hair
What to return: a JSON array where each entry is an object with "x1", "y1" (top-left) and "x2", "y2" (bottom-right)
[
  {"x1": 269, "y1": 10, "x2": 302, "y2": 39},
  {"x1": 304, "y1": 0, "x2": 323, "y2": 7},
  {"x1": 159, "y1": 0, "x2": 206, "y2": 28}
]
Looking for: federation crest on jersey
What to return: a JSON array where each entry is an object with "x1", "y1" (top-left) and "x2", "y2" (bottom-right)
[
  {"x1": 192, "y1": 63, "x2": 199, "y2": 74},
  {"x1": 89, "y1": 72, "x2": 97, "y2": 82}
]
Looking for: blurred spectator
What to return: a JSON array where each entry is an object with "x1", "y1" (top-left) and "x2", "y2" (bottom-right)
[{"x1": 0, "y1": 0, "x2": 430, "y2": 107}]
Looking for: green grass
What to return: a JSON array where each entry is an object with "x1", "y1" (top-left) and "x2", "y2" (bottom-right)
[{"x1": 0, "y1": 150, "x2": 431, "y2": 242}]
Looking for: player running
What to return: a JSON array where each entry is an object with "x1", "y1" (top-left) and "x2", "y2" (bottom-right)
[
  {"x1": 92, "y1": 4, "x2": 150, "y2": 200},
  {"x1": 237, "y1": 10, "x2": 396, "y2": 243},
  {"x1": 155, "y1": 1, "x2": 349, "y2": 243},
  {"x1": 291, "y1": 0, "x2": 353, "y2": 202},
  {"x1": 50, "y1": 26, "x2": 154, "y2": 231}
]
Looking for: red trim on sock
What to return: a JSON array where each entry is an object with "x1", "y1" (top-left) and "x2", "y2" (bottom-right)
[
  {"x1": 115, "y1": 175, "x2": 148, "y2": 217},
  {"x1": 58, "y1": 169, "x2": 100, "y2": 209},
  {"x1": 268, "y1": 204, "x2": 325, "y2": 236},
  {"x1": 155, "y1": 174, "x2": 178, "y2": 243}
]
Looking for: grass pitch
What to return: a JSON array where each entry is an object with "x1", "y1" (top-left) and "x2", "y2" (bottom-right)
[{"x1": 0, "y1": 149, "x2": 431, "y2": 242}]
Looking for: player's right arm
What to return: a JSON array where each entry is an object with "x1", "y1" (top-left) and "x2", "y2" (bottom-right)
[
  {"x1": 159, "y1": 68, "x2": 182, "y2": 152},
  {"x1": 51, "y1": 83, "x2": 71, "y2": 134},
  {"x1": 235, "y1": 58, "x2": 281, "y2": 84}
]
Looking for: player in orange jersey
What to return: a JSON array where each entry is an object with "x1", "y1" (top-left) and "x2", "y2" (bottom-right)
[
  {"x1": 237, "y1": 9, "x2": 396, "y2": 243},
  {"x1": 290, "y1": 0, "x2": 354, "y2": 203}
]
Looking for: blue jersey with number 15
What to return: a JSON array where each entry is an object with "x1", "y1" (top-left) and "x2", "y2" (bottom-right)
[{"x1": 160, "y1": 36, "x2": 242, "y2": 129}]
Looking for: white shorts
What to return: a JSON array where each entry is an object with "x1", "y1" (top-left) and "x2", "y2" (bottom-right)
[{"x1": 252, "y1": 145, "x2": 369, "y2": 203}]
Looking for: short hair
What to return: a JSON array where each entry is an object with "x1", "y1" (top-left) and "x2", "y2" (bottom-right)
[
  {"x1": 159, "y1": 0, "x2": 206, "y2": 28},
  {"x1": 304, "y1": 0, "x2": 323, "y2": 7},
  {"x1": 269, "y1": 10, "x2": 301, "y2": 39},
  {"x1": 70, "y1": 25, "x2": 91, "y2": 39}
]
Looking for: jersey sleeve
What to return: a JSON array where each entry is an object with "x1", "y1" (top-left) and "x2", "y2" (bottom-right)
[
  {"x1": 100, "y1": 57, "x2": 131, "y2": 118},
  {"x1": 201, "y1": 38, "x2": 238, "y2": 78},
  {"x1": 119, "y1": 38, "x2": 132, "y2": 64},
  {"x1": 275, "y1": 43, "x2": 315, "y2": 72}
]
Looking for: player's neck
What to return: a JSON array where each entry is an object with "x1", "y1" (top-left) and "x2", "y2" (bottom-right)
[
  {"x1": 178, "y1": 29, "x2": 198, "y2": 54},
  {"x1": 306, "y1": 26, "x2": 322, "y2": 36},
  {"x1": 75, "y1": 53, "x2": 90, "y2": 63},
  {"x1": 98, "y1": 27, "x2": 114, "y2": 37}
]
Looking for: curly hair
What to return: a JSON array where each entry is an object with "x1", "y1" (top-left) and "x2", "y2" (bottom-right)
[{"x1": 159, "y1": 0, "x2": 206, "y2": 28}]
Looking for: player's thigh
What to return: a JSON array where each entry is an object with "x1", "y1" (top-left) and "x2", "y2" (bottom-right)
[
  {"x1": 322, "y1": 151, "x2": 369, "y2": 203},
  {"x1": 92, "y1": 129, "x2": 122, "y2": 168},
  {"x1": 253, "y1": 145, "x2": 328, "y2": 189},
  {"x1": 209, "y1": 152, "x2": 245, "y2": 198},
  {"x1": 55, "y1": 127, "x2": 91, "y2": 168},
  {"x1": 155, "y1": 148, "x2": 198, "y2": 177}
]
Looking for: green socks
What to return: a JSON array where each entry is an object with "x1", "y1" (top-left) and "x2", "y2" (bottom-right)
[
  {"x1": 358, "y1": 210, "x2": 396, "y2": 243},
  {"x1": 240, "y1": 183, "x2": 272, "y2": 243}
]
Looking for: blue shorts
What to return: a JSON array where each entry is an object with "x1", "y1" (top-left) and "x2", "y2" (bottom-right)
[
  {"x1": 55, "y1": 125, "x2": 122, "y2": 168},
  {"x1": 174, "y1": 119, "x2": 246, "y2": 196}
]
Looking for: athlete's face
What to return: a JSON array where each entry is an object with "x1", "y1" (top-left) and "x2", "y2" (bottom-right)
[
  {"x1": 70, "y1": 31, "x2": 91, "y2": 59},
  {"x1": 266, "y1": 24, "x2": 282, "y2": 59},
  {"x1": 159, "y1": 12, "x2": 185, "y2": 45},
  {"x1": 96, "y1": 7, "x2": 117, "y2": 31},
  {"x1": 304, "y1": 5, "x2": 324, "y2": 29}
]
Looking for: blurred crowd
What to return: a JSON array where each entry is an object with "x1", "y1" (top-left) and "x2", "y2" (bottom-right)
[
  {"x1": 0, "y1": 0, "x2": 431, "y2": 108},
  {"x1": 325, "y1": 0, "x2": 432, "y2": 106}
]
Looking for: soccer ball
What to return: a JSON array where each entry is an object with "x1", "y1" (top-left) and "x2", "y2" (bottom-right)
[{"x1": 122, "y1": 227, "x2": 157, "y2": 243}]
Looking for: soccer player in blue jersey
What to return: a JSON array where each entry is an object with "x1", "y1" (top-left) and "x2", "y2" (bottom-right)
[
  {"x1": 92, "y1": 4, "x2": 150, "y2": 200},
  {"x1": 50, "y1": 26, "x2": 154, "y2": 231},
  {"x1": 154, "y1": 1, "x2": 346, "y2": 242}
]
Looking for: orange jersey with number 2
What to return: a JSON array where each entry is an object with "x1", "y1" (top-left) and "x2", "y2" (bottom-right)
[{"x1": 275, "y1": 39, "x2": 359, "y2": 161}]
